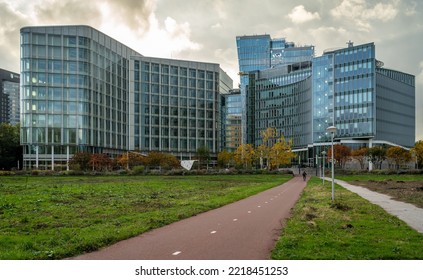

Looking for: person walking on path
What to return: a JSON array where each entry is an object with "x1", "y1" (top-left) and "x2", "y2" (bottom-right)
[
  {"x1": 302, "y1": 171, "x2": 307, "y2": 181},
  {"x1": 70, "y1": 176, "x2": 307, "y2": 260}
]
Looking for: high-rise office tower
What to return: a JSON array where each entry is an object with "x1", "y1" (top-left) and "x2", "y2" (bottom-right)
[
  {"x1": 236, "y1": 35, "x2": 314, "y2": 143},
  {"x1": 0, "y1": 68, "x2": 20, "y2": 125}
]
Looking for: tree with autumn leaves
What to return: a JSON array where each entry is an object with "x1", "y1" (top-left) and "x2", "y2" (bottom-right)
[
  {"x1": 351, "y1": 147, "x2": 368, "y2": 170},
  {"x1": 327, "y1": 144, "x2": 351, "y2": 168},
  {"x1": 413, "y1": 140, "x2": 423, "y2": 168},
  {"x1": 386, "y1": 146, "x2": 411, "y2": 170},
  {"x1": 234, "y1": 144, "x2": 255, "y2": 169},
  {"x1": 231, "y1": 128, "x2": 295, "y2": 170}
]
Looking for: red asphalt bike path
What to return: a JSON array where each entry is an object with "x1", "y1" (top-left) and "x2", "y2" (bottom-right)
[{"x1": 70, "y1": 176, "x2": 307, "y2": 260}]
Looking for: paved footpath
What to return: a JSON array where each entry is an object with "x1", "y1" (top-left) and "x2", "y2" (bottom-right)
[
  {"x1": 70, "y1": 176, "x2": 307, "y2": 260},
  {"x1": 330, "y1": 178, "x2": 423, "y2": 234}
]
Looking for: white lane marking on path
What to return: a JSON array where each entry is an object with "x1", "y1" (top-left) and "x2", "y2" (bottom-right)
[
  {"x1": 265, "y1": 201, "x2": 268, "y2": 204},
  {"x1": 248, "y1": 211, "x2": 251, "y2": 214},
  {"x1": 258, "y1": 205, "x2": 261, "y2": 208},
  {"x1": 172, "y1": 251, "x2": 182, "y2": 256},
  {"x1": 210, "y1": 231, "x2": 217, "y2": 234},
  {"x1": 233, "y1": 219, "x2": 238, "y2": 222}
]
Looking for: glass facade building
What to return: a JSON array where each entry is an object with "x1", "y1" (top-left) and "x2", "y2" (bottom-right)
[
  {"x1": 0, "y1": 68, "x2": 20, "y2": 125},
  {"x1": 20, "y1": 25, "x2": 232, "y2": 170},
  {"x1": 236, "y1": 35, "x2": 415, "y2": 165},
  {"x1": 236, "y1": 35, "x2": 314, "y2": 143},
  {"x1": 220, "y1": 89, "x2": 242, "y2": 152},
  {"x1": 130, "y1": 57, "x2": 232, "y2": 159},
  {"x1": 252, "y1": 69, "x2": 312, "y2": 149}
]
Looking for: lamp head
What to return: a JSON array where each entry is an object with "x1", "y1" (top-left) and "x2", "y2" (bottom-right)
[{"x1": 326, "y1": 126, "x2": 337, "y2": 134}]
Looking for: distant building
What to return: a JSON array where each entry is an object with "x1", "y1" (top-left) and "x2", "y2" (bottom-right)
[
  {"x1": 221, "y1": 89, "x2": 242, "y2": 152},
  {"x1": 236, "y1": 35, "x2": 415, "y2": 166},
  {"x1": 20, "y1": 25, "x2": 232, "y2": 170},
  {"x1": 236, "y1": 35, "x2": 314, "y2": 144},
  {"x1": 0, "y1": 68, "x2": 20, "y2": 125}
]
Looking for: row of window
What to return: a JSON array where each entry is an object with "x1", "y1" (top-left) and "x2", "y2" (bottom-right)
[
  {"x1": 23, "y1": 33, "x2": 90, "y2": 47},
  {"x1": 138, "y1": 116, "x2": 214, "y2": 127},
  {"x1": 135, "y1": 137, "x2": 214, "y2": 151},
  {"x1": 136, "y1": 127, "x2": 215, "y2": 138},
  {"x1": 136, "y1": 106, "x2": 214, "y2": 118},
  {"x1": 135, "y1": 61, "x2": 216, "y2": 79},
  {"x1": 134, "y1": 94, "x2": 215, "y2": 108}
]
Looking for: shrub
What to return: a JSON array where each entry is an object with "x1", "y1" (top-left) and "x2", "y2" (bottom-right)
[
  {"x1": 131, "y1": 166, "x2": 145, "y2": 175},
  {"x1": 0, "y1": 171, "x2": 15, "y2": 176}
]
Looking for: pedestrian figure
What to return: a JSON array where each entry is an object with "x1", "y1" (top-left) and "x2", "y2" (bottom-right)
[{"x1": 302, "y1": 171, "x2": 307, "y2": 181}]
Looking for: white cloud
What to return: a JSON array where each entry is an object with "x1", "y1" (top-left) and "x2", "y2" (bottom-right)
[
  {"x1": 287, "y1": 5, "x2": 320, "y2": 24},
  {"x1": 98, "y1": 2, "x2": 202, "y2": 58},
  {"x1": 211, "y1": 23, "x2": 222, "y2": 30},
  {"x1": 331, "y1": 0, "x2": 398, "y2": 31}
]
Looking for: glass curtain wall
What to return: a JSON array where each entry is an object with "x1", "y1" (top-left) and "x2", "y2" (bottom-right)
[{"x1": 20, "y1": 26, "x2": 141, "y2": 170}]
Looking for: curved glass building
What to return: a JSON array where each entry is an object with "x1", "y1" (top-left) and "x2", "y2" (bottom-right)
[{"x1": 20, "y1": 25, "x2": 232, "y2": 170}]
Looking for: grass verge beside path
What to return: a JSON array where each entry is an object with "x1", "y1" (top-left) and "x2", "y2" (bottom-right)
[
  {"x1": 272, "y1": 177, "x2": 423, "y2": 260},
  {"x1": 0, "y1": 174, "x2": 291, "y2": 260},
  {"x1": 337, "y1": 174, "x2": 423, "y2": 208}
]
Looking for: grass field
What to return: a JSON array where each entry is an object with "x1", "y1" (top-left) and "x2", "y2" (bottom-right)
[
  {"x1": 0, "y1": 174, "x2": 291, "y2": 260},
  {"x1": 271, "y1": 176, "x2": 423, "y2": 260}
]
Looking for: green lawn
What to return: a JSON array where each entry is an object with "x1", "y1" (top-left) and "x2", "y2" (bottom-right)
[
  {"x1": 0, "y1": 174, "x2": 290, "y2": 260},
  {"x1": 272, "y1": 177, "x2": 423, "y2": 260}
]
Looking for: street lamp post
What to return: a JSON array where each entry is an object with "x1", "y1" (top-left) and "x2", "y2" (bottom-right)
[
  {"x1": 326, "y1": 126, "x2": 337, "y2": 202},
  {"x1": 321, "y1": 150, "x2": 326, "y2": 185}
]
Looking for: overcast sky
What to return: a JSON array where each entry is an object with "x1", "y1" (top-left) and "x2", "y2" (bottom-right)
[{"x1": 0, "y1": 0, "x2": 422, "y2": 140}]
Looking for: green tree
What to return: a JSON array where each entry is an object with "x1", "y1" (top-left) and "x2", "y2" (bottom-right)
[
  {"x1": 367, "y1": 146, "x2": 387, "y2": 169},
  {"x1": 234, "y1": 144, "x2": 255, "y2": 169},
  {"x1": 0, "y1": 123, "x2": 22, "y2": 170},
  {"x1": 386, "y1": 146, "x2": 412, "y2": 170},
  {"x1": 195, "y1": 146, "x2": 210, "y2": 170}
]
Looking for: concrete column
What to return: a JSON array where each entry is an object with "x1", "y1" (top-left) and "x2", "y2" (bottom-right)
[
  {"x1": 66, "y1": 146, "x2": 70, "y2": 171},
  {"x1": 368, "y1": 139, "x2": 373, "y2": 171},
  {"x1": 51, "y1": 145, "x2": 54, "y2": 171},
  {"x1": 35, "y1": 146, "x2": 39, "y2": 170}
]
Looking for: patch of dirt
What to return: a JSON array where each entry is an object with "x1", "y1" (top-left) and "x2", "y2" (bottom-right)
[{"x1": 350, "y1": 180, "x2": 423, "y2": 209}]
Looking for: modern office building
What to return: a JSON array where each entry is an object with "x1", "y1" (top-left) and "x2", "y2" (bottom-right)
[
  {"x1": 220, "y1": 89, "x2": 242, "y2": 152},
  {"x1": 311, "y1": 42, "x2": 415, "y2": 160},
  {"x1": 129, "y1": 56, "x2": 232, "y2": 159},
  {"x1": 237, "y1": 35, "x2": 415, "y2": 165},
  {"x1": 236, "y1": 35, "x2": 314, "y2": 144},
  {"x1": 20, "y1": 25, "x2": 232, "y2": 170},
  {"x1": 0, "y1": 68, "x2": 20, "y2": 125}
]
